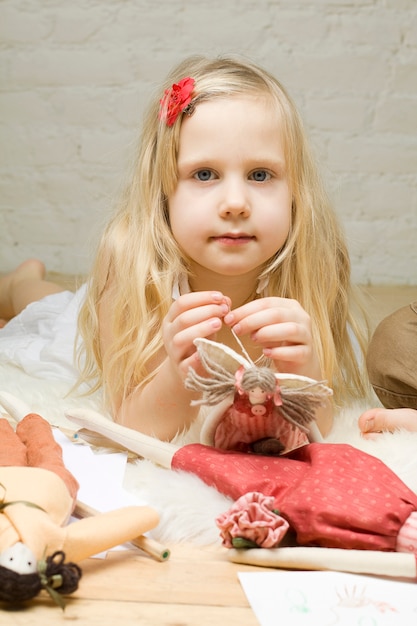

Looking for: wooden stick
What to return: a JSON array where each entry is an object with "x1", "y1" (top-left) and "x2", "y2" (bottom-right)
[
  {"x1": 228, "y1": 546, "x2": 417, "y2": 580},
  {"x1": 74, "y1": 500, "x2": 170, "y2": 562},
  {"x1": 66, "y1": 408, "x2": 176, "y2": 468}
]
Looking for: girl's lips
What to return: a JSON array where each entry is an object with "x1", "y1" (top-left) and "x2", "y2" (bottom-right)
[{"x1": 211, "y1": 235, "x2": 255, "y2": 245}]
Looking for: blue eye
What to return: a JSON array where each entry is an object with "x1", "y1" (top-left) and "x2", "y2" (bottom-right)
[
  {"x1": 250, "y1": 170, "x2": 270, "y2": 182},
  {"x1": 194, "y1": 169, "x2": 213, "y2": 181}
]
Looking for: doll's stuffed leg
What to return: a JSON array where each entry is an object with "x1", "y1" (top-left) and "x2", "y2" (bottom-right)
[
  {"x1": 397, "y1": 512, "x2": 417, "y2": 554},
  {"x1": 16, "y1": 414, "x2": 79, "y2": 502},
  {"x1": 0, "y1": 418, "x2": 27, "y2": 465}
]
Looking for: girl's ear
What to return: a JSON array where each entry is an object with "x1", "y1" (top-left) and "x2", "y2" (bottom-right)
[{"x1": 0, "y1": 543, "x2": 37, "y2": 574}]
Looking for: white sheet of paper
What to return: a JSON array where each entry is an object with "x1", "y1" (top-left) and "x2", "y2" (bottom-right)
[
  {"x1": 53, "y1": 428, "x2": 148, "y2": 557},
  {"x1": 53, "y1": 429, "x2": 144, "y2": 511},
  {"x1": 238, "y1": 570, "x2": 417, "y2": 626}
]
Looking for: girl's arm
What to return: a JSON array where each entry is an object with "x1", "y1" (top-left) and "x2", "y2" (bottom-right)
[
  {"x1": 99, "y1": 291, "x2": 230, "y2": 440},
  {"x1": 115, "y1": 356, "x2": 202, "y2": 439}
]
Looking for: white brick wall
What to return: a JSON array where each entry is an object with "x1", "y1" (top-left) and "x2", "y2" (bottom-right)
[{"x1": 0, "y1": 0, "x2": 416, "y2": 284}]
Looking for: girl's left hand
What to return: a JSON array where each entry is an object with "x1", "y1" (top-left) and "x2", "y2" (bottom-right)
[{"x1": 223, "y1": 297, "x2": 322, "y2": 380}]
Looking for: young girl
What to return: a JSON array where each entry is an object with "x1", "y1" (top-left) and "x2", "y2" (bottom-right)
[
  {"x1": 0, "y1": 55, "x2": 370, "y2": 440},
  {"x1": 77, "y1": 55, "x2": 370, "y2": 440}
]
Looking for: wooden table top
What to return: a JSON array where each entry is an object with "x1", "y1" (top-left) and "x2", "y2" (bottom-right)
[{"x1": 3, "y1": 544, "x2": 264, "y2": 625}]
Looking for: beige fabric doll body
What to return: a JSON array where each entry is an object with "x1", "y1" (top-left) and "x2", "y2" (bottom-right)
[{"x1": 0, "y1": 413, "x2": 159, "y2": 564}]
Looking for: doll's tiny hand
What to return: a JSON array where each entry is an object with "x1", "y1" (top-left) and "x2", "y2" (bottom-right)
[
  {"x1": 163, "y1": 291, "x2": 231, "y2": 380},
  {"x1": 224, "y1": 297, "x2": 321, "y2": 379}
]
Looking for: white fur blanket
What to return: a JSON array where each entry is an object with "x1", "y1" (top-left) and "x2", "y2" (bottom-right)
[{"x1": 2, "y1": 360, "x2": 417, "y2": 547}]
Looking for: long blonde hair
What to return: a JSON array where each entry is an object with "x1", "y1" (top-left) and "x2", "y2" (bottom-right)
[{"x1": 78, "y1": 55, "x2": 370, "y2": 410}]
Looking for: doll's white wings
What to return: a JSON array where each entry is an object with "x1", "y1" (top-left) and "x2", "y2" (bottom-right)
[
  {"x1": 193, "y1": 337, "x2": 333, "y2": 398},
  {"x1": 193, "y1": 337, "x2": 251, "y2": 372},
  {"x1": 189, "y1": 338, "x2": 334, "y2": 448}
]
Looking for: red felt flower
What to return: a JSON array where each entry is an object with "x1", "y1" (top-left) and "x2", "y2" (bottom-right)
[
  {"x1": 159, "y1": 77, "x2": 195, "y2": 126},
  {"x1": 216, "y1": 491, "x2": 290, "y2": 549}
]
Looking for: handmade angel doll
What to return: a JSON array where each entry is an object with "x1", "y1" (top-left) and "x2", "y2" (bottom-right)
[
  {"x1": 0, "y1": 406, "x2": 159, "y2": 608},
  {"x1": 185, "y1": 338, "x2": 333, "y2": 454},
  {"x1": 63, "y1": 339, "x2": 417, "y2": 580}
]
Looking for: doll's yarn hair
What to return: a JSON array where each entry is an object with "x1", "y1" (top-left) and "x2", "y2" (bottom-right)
[
  {"x1": 185, "y1": 348, "x2": 329, "y2": 432},
  {"x1": 239, "y1": 368, "x2": 277, "y2": 393},
  {"x1": 186, "y1": 358, "x2": 277, "y2": 407},
  {"x1": 0, "y1": 550, "x2": 82, "y2": 606}
]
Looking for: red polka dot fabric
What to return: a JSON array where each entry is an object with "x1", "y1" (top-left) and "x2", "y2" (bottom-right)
[{"x1": 172, "y1": 442, "x2": 417, "y2": 551}]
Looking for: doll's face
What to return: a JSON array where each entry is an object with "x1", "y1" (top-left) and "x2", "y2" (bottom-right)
[
  {"x1": 0, "y1": 542, "x2": 37, "y2": 574},
  {"x1": 248, "y1": 386, "x2": 269, "y2": 405}
]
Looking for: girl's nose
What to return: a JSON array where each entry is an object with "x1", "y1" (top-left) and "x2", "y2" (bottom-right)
[{"x1": 218, "y1": 178, "x2": 251, "y2": 218}]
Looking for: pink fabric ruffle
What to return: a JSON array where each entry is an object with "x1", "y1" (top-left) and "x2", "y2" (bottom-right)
[{"x1": 216, "y1": 491, "x2": 289, "y2": 548}]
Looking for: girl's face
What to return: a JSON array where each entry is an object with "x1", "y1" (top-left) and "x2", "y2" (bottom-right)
[{"x1": 168, "y1": 95, "x2": 292, "y2": 284}]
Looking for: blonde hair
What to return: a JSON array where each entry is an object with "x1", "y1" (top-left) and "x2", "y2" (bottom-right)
[{"x1": 77, "y1": 54, "x2": 370, "y2": 411}]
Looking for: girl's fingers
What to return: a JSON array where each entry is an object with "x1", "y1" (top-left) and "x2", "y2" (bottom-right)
[
  {"x1": 163, "y1": 292, "x2": 230, "y2": 370},
  {"x1": 169, "y1": 316, "x2": 222, "y2": 357},
  {"x1": 225, "y1": 308, "x2": 311, "y2": 351},
  {"x1": 262, "y1": 342, "x2": 311, "y2": 364},
  {"x1": 223, "y1": 297, "x2": 321, "y2": 378},
  {"x1": 224, "y1": 298, "x2": 309, "y2": 336},
  {"x1": 250, "y1": 321, "x2": 310, "y2": 345},
  {"x1": 167, "y1": 291, "x2": 230, "y2": 323},
  {"x1": 169, "y1": 302, "x2": 229, "y2": 332}
]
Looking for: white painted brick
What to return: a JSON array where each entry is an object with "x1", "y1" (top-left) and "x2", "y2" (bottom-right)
[
  {"x1": 325, "y1": 12, "x2": 403, "y2": 47},
  {"x1": 334, "y1": 176, "x2": 416, "y2": 221},
  {"x1": 327, "y1": 136, "x2": 417, "y2": 175},
  {"x1": 78, "y1": 129, "x2": 133, "y2": 166},
  {"x1": 374, "y1": 96, "x2": 417, "y2": 133},
  {"x1": 0, "y1": 125, "x2": 78, "y2": 167},
  {"x1": 0, "y1": 91, "x2": 54, "y2": 122},
  {"x1": 390, "y1": 52, "x2": 417, "y2": 85},
  {"x1": 0, "y1": 0, "x2": 416, "y2": 285},
  {"x1": 0, "y1": 5, "x2": 51, "y2": 43},
  {"x1": 6, "y1": 48, "x2": 134, "y2": 88},
  {"x1": 404, "y1": 13, "x2": 417, "y2": 47},
  {"x1": 303, "y1": 97, "x2": 370, "y2": 132},
  {"x1": 285, "y1": 54, "x2": 389, "y2": 94},
  {"x1": 383, "y1": 0, "x2": 417, "y2": 9}
]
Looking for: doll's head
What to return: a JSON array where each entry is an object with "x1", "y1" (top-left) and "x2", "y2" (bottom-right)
[
  {"x1": 0, "y1": 544, "x2": 82, "y2": 608},
  {"x1": 238, "y1": 367, "x2": 278, "y2": 395},
  {"x1": 234, "y1": 367, "x2": 282, "y2": 410}
]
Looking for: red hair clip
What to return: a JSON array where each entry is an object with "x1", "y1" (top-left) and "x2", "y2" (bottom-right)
[{"x1": 159, "y1": 77, "x2": 195, "y2": 126}]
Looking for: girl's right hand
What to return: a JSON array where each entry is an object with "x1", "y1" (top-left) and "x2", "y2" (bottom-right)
[{"x1": 162, "y1": 291, "x2": 230, "y2": 380}]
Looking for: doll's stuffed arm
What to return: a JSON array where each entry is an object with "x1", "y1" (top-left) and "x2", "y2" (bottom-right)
[{"x1": 61, "y1": 505, "x2": 159, "y2": 562}]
